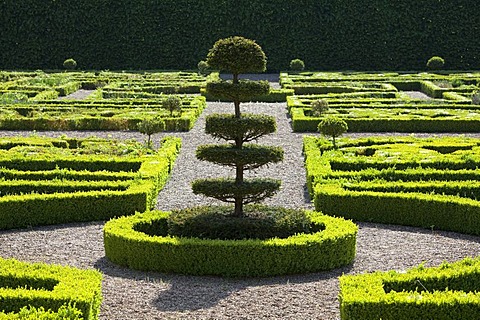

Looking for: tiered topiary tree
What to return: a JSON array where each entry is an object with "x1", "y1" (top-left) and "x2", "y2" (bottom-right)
[{"x1": 191, "y1": 36, "x2": 283, "y2": 217}]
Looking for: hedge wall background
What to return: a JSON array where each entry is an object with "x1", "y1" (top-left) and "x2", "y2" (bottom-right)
[{"x1": 0, "y1": 0, "x2": 479, "y2": 71}]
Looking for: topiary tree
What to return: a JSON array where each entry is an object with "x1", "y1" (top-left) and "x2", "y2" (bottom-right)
[
  {"x1": 63, "y1": 58, "x2": 77, "y2": 71},
  {"x1": 193, "y1": 36, "x2": 283, "y2": 217},
  {"x1": 137, "y1": 117, "x2": 165, "y2": 149},
  {"x1": 163, "y1": 95, "x2": 182, "y2": 117},
  {"x1": 290, "y1": 58, "x2": 305, "y2": 71},
  {"x1": 426, "y1": 56, "x2": 445, "y2": 71},
  {"x1": 311, "y1": 99, "x2": 329, "y2": 116},
  {"x1": 318, "y1": 116, "x2": 348, "y2": 149}
]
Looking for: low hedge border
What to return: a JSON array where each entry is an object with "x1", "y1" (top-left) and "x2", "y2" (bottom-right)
[
  {"x1": 0, "y1": 304, "x2": 83, "y2": 319},
  {"x1": 305, "y1": 136, "x2": 480, "y2": 235},
  {"x1": 290, "y1": 108, "x2": 480, "y2": 133},
  {"x1": 0, "y1": 96, "x2": 206, "y2": 132},
  {"x1": 200, "y1": 87, "x2": 294, "y2": 102},
  {"x1": 314, "y1": 184, "x2": 480, "y2": 236},
  {"x1": 103, "y1": 210, "x2": 358, "y2": 277},
  {"x1": 0, "y1": 137, "x2": 181, "y2": 230},
  {"x1": 339, "y1": 256, "x2": 480, "y2": 320},
  {"x1": 0, "y1": 257, "x2": 102, "y2": 320}
]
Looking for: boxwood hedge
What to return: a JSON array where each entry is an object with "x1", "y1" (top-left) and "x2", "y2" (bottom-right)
[{"x1": 103, "y1": 210, "x2": 358, "y2": 277}]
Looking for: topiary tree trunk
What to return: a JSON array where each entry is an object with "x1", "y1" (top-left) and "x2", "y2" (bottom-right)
[{"x1": 192, "y1": 36, "x2": 283, "y2": 217}]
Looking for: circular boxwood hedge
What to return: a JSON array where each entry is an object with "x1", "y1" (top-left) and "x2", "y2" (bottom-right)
[{"x1": 103, "y1": 209, "x2": 358, "y2": 277}]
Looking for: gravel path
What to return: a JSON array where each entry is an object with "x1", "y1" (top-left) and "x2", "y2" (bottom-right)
[{"x1": 1, "y1": 100, "x2": 480, "y2": 319}]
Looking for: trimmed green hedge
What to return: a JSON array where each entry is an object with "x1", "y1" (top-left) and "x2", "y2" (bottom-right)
[
  {"x1": 0, "y1": 257, "x2": 102, "y2": 320},
  {"x1": 1, "y1": 0, "x2": 479, "y2": 71},
  {"x1": 314, "y1": 184, "x2": 480, "y2": 235},
  {"x1": 103, "y1": 209, "x2": 358, "y2": 277},
  {"x1": 304, "y1": 136, "x2": 480, "y2": 235},
  {"x1": 0, "y1": 95, "x2": 206, "y2": 132},
  {"x1": 339, "y1": 256, "x2": 480, "y2": 320},
  {"x1": 0, "y1": 136, "x2": 181, "y2": 230}
]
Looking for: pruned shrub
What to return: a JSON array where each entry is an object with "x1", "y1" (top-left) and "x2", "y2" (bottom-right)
[
  {"x1": 199, "y1": 36, "x2": 280, "y2": 217},
  {"x1": 63, "y1": 58, "x2": 77, "y2": 70},
  {"x1": 166, "y1": 205, "x2": 319, "y2": 240},
  {"x1": 426, "y1": 56, "x2": 445, "y2": 71},
  {"x1": 163, "y1": 95, "x2": 182, "y2": 117},
  {"x1": 290, "y1": 58, "x2": 305, "y2": 71},
  {"x1": 311, "y1": 99, "x2": 329, "y2": 116},
  {"x1": 318, "y1": 116, "x2": 348, "y2": 148},
  {"x1": 137, "y1": 117, "x2": 165, "y2": 148}
]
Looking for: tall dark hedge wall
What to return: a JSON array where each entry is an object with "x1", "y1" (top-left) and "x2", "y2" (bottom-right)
[{"x1": 0, "y1": 0, "x2": 479, "y2": 71}]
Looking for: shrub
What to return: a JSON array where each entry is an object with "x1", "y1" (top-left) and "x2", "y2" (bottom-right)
[
  {"x1": 103, "y1": 210, "x2": 358, "y2": 277},
  {"x1": 426, "y1": 56, "x2": 445, "y2": 71},
  {"x1": 137, "y1": 117, "x2": 165, "y2": 148},
  {"x1": 199, "y1": 36, "x2": 279, "y2": 217},
  {"x1": 63, "y1": 58, "x2": 77, "y2": 70},
  {"x1": 318, "y1": 116, "x2": 348, "y2": 148},
  {"x1": 197, "y1": 60, "x2": 210, "y2": 75},
  {"x1": 311, "y1": 99, "x2": 329, "y2": 116},
  {"x1": 290, "y1": 58, "x2": 305, "y2": 71},
  {"x1": 206, "y1": 36, "x2": 266, "y2": 80},
  {"x1": 166, "y1": 205, "x2": 318, "y2": 240},
  {"x1": 163, "y1": 95, "x2": 182, "y2": 117}
]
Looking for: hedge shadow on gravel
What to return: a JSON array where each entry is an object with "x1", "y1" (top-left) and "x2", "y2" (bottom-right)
[{"x1": 93, "y1": 256, "x2": 352, "y2": 312}]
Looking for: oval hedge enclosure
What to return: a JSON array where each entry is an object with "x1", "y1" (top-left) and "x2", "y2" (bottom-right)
[{"x1": 103, "y1": 210, "x2": 358, "y2": 277}]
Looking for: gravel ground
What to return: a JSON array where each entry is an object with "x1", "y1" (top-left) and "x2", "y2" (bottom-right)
[{"x1": 1, "y1": 97, "x2": 480, "y2": 319}]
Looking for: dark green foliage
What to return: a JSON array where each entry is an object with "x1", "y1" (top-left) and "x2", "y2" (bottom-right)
[
  {"x1": 163, "y1": 95, "x2": 182, "y2": 116},
  {"x1": 206, "y1": 80, "x2": 270, "y2": 102},
  {"x1": 2, "y1": 0, "x2": 479, "y2": 71},
  {"x1": 318, "y1": 117, "x2": 348, "y2": 148},
  {"x1": 104, "y1": 210, "x2": 358, "y2": 277},
  {"x1": 205, "y1": 113, "x2": 276, "y2": 142},
  {"x1": 137, "y1": 117, "x2": 165, "y2": 148},
  {"x1": 192, "y1": 178, "x2": 281, "y2": 204},
  {"x1": 198, "y1": 37, "x2": 281, "y2": 217},
  {"x1": 196, "y1": 144, "x2": 284, "y2": 169},
  {"x1": 166, "y1": 205, "x2": 318, "y2": 240},
  {"x1": 206, "y1": 36, "x2": 266, "y2": 76},
  {"x1": 427, "y1": 56, "x2": 445, "y2": 70},
  {"x1": 63, "y1": 58, "x2": 77, "y2": 70},
  {"x1": 311, "y1": 99, "x2": 329, "y2": 116},
  {"x1": 290, "y1": 58, "x2": 305, "y2": 71},
  {"x1": 197, "y1": 60, "x2": 209, "y2": 75}
]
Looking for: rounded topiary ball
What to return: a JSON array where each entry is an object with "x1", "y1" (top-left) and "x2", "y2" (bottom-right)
[
  {"x1": 63, "y1": 58, "x2": 77, "y2": 70},
  {"x1": 290, "y1": 58, "x2": 305, "y2": 71},
  {"x1": 206, "y1": 36, "x2": 266, "y2": 75},
  {"x1": 426, "y1": 56, "x2": 445, "y2": 71}
]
